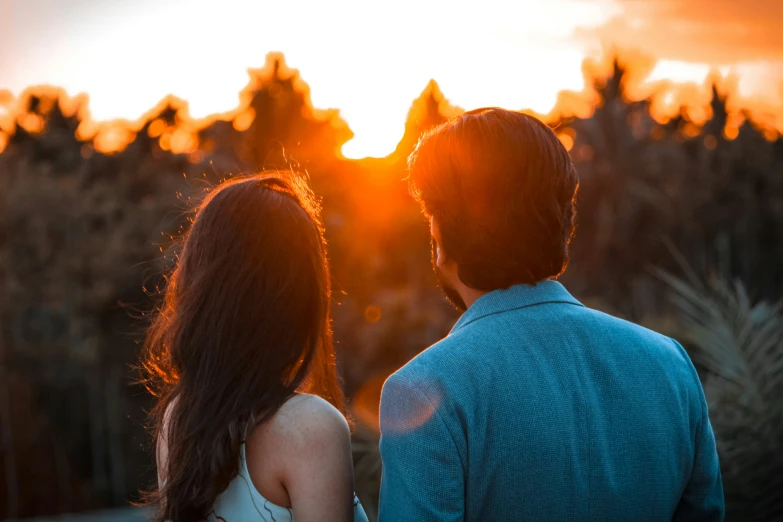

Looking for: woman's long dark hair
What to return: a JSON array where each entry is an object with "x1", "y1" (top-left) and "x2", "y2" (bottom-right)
[{"x1": 140, "y1": 173, "x2": 346, "y2": 521}]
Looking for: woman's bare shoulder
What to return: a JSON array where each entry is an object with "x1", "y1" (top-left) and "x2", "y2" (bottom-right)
[
  {"x1": 266, "y1": 393, "x2": 350, "y2": 450},
  {"x1": 244, "y1": 394, "x2": 352, "y2": 507}
]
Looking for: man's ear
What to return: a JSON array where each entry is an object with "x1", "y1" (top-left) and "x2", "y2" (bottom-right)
[{"x1": 430, "y1": 218, "x2": 448, "y2": 268}]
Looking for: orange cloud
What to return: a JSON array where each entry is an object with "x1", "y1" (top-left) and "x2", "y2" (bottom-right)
[{"x1": 579, "y1": 0, "x2": 783, "y2": 64}]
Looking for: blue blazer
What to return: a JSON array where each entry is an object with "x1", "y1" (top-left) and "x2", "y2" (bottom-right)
[{"x1": 379, "y1": 281, "x2": 723, "y2": 521}]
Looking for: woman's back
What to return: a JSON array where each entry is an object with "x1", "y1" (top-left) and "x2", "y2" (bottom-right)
[
  {"x1": 210, "y1": 445, "x2": 295, "y2": 521},
  {"x1": 160, "y1": 394, "x2": 368, "y2": 521},
  {"x1": 212, "y1": 447, "x2": 366, "y2": 521},
  {"x1": 209, "y1": 394, "x2": 368, "y2": 521}
]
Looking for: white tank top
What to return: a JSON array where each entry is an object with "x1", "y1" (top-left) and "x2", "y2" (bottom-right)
[{"x1": 209, "y1": 444, "x2": 368, "y2": 522}]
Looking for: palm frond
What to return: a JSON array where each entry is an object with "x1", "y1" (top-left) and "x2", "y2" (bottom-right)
[{"x1": 660, "y1": 271, "x2": 783, "y2": 521}]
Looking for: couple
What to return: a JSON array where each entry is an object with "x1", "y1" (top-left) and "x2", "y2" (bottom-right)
[{"x1": 142, "y1": 108, "x2": 724, "y2": 521}]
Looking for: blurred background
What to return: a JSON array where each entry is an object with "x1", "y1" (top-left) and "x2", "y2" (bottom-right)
[{"x1": 1, "y1": 0, "x2": 782, "y2": 520}]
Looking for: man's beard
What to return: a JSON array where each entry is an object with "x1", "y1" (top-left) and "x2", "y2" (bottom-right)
[{"x1": 431, "y1": 239, "x2": 468, "y2": 312}]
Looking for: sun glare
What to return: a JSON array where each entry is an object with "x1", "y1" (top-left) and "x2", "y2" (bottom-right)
[
  {"x1": 2, "y1": 0, "x2": 781, "y2": 158},
  {"x1": 1, "y1": 0, "x2": 618, "y2": 159}
]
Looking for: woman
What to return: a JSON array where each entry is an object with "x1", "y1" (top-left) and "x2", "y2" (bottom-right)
[{"x1": 140, "y1": 174, "x2": 368, "y2": 522}]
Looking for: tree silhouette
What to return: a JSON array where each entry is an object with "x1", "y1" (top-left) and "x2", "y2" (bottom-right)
[
  {"x1": 393, "y1": 79, "x2": 462, "y2": 161},
  {"x1": 233, "y1": 54, "x2": 352, "y2": 171}
]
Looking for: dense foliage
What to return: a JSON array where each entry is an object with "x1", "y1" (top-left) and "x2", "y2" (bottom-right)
[{"x1": 0, "y1": 54, "x2": 781, "y2": 520}]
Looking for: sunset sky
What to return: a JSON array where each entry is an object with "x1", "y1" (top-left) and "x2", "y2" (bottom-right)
[{"x1": 1, "y1": 0, "x2": 782, "y2": 158}]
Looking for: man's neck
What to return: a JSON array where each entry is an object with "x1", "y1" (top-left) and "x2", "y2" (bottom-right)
[{"x1": 460, "y1": 287, "x2": 489, "y2": 310}]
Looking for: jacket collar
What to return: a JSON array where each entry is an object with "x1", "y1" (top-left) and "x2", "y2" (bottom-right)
[{"x1": 450, "y1": 280, "x2": 583, "y2": 334}]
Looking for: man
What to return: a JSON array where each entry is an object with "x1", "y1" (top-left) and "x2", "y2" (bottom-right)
[{"x1": 378, "y1": 108, "x2": 724, "y2": 521}]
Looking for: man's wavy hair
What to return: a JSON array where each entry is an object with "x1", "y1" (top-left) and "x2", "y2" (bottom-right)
[{"x1": 408, "y1": 107, "x2": 579, "y2": 291}]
